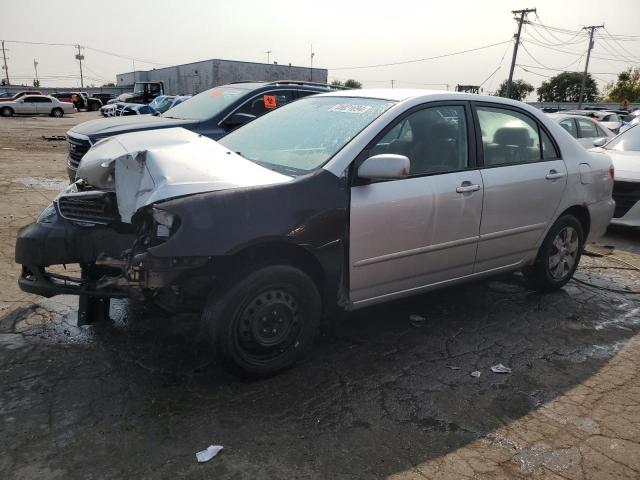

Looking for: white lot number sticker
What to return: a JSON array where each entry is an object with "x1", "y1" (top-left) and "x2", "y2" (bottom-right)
[{"x1": 329, "y1": 104, "x2": 372, "y2": 114}]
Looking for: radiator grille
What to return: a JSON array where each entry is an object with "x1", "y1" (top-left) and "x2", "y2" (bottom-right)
[{"x1": 57, "y1": 191, "x2": 119, "y2": 225}]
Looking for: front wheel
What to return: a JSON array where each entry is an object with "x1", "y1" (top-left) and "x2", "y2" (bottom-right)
[
  {"x1": 523, "y1": 214, "x2": 584, "y2": 291},
  {"x1": 202, "y1": 265, "x2": 321, "y2": 378},
  {"x1": 0, "y1": 106, "x2": 13, "y2": 117},
  {"x1": 51, "y1": 108, "x2": 64, "y2": 118}
]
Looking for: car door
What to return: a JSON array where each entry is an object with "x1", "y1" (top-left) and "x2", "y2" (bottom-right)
[
  {"x1": 576, "y1": 117, "x2": 606, "y2": 148},
  {"x1": 473, "y1": 103, "x2": 567, "y2": 272},
  {"x1": 17, "y1": 96, "x2": 37, "y2": 114},
  {"x1": 220, "y1": 89, "x2": 296, "y2": 133},
  {"x1": 349, "y1": 103, "x2": 483, "y2": 304},
  {"x1": 35, "y1": 97, "x2": 53, "y2": 114}
]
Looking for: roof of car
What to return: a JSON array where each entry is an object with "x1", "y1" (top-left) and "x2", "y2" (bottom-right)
[
  {"x1": 547, "y1": 113, "x2": 599, "y2": 121},
  {"x1": 317, "y1": 89, "x2": 533, "y2": 107},
  {"x1": 224, "y1": 81, "x2": 334, "y2": 91}
]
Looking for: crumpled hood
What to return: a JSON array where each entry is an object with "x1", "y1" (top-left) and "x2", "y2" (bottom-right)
[
  {"x1": 68, "y1": 114, "x2": 198, "y2": 138},
  {"x1": 76, "y1": 127, "x2": 292, "y2": 223}
]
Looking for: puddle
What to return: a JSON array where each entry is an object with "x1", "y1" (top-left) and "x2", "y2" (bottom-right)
[
  {"x1": 15, "y1": 176, "x2": 68, "y2": 191},
  {"x1": 7, "y1": 296, "x2": 130, "y2": 346}
]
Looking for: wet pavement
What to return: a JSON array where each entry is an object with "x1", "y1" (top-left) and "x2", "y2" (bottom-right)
[
  {"x1": 1, "y1": 246, "x2": 639, "y2": 479},
  {"x1": 1, "y1": 114, "x2": 640, "y2": 479}
]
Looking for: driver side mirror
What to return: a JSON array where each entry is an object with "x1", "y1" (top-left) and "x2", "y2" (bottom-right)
[
  {"x1": 224, "y1": 112, "x2": 257, "y2": 128},
  {"x1": 592, "y1": 137, "x2": 607, "y2": 147},
  {"x1": 358, "y1": 154, "x2": 410, "y2": 180}
]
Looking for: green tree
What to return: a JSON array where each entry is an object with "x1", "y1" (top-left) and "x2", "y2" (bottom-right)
[
  {"x1": 536, "y1": 72, "x2": 598, "y2": 102},
  {"x1": 494, "y1": 79, "x2": 535, "y2": 101},
  {"x1": 101, "y1": 82, "x2": 116, "y2": 87},
  {"x1": 605, "y1": 68, "x2": 640, "y2": 103},
  {"x1": 330, "y1": 79, "x2": 362, "y2": 89},
  {"x1": 33, "y1": 79, "x2": 40, "y2": 87}
]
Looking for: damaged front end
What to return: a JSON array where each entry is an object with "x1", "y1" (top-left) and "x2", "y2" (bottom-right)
[{"x1": 16, "y1": 128, "x2": 294, "y2": 323}]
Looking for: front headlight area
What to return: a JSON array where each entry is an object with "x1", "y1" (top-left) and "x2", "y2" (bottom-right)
[
  {"x1": 133, "y1": 206, "x2": 181, "y2": 246},
  {"x1": 37, "y1": 203, "x2": 58, "y2": 224}
]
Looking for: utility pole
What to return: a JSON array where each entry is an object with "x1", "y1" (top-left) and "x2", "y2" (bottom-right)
[
  {"x1": 33, "y1": 59, "x2": 39, "y2": 86},
  {"x1": 1, "y1": 41, "x2": 9, "y2": 85},
  {"x1": 506, "y1": 7, "x2": 536, "y2": 98},
  {"x1": 310, "y1": 44, "x2": 314, "y2": 82},
  {"x1": 75, "y1": 44, "x2": 85, "y2": 88},
  {"x1": 391, "y1": 79, "x2": 395, "y2": 88},
  {"x1": 578, "y1": 24, "x2": 604, "y2": 109},
  {"x1": 265, "y1": 50, "x2": 272, "y2": 64}
]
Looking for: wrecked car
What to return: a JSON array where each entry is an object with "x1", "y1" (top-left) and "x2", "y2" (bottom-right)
[{"x1": 16, "y1": 90, "x2": 615, "y2": 377}]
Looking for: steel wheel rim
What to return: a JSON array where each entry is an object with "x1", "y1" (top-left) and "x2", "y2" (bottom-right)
[
  {"x1": 548, "y1": 226, "x2": 579, "y2": 280},
  {"x1": 233, "y1": 287, "x2": 300, "y2": 365}
]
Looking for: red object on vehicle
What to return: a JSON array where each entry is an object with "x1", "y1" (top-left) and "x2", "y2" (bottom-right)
[{"x1": 609, "y1": 164, "x2": 615, "y2": 179}]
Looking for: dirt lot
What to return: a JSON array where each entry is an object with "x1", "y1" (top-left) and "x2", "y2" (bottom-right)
[{"x1": 1, "y1": 113, "x2": 639, "y2": 479}]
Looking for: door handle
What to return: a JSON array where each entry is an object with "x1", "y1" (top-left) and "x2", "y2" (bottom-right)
[
  {"x1": 456, "y1": 183, "x2": 481, "y2": 193},
  {"x1": 545, "y1": 169, "x2": 566, "y2": 180}
]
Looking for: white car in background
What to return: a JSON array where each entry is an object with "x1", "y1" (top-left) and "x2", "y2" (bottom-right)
[
  {"x1": 0, "y1": 95, "x2": 75, "y2": 118},
  {"x1": 592, "y1": 124, "x2": 640, "y2": 227},
  {"x1": 547, "y1": 113, "x2": 614, "y2": 149},
  {"x1": 565, "y1": 110, "x2": 625, "y2": 133},
  {"x1": 619, "y1": 115, "x2": 639, "y2": 134}
]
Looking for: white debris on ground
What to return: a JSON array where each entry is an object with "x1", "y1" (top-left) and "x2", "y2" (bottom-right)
[{"x1": 196, "y1": 445, "x2": 224, "y2": 463}]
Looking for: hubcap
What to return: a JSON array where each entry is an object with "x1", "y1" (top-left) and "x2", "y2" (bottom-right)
[
  {"x1": 235, "y1": 288, "x2": 299, "y2": 362},
  {"x1": 548, "y1": 226, "x2": 579, "y2": 280}
]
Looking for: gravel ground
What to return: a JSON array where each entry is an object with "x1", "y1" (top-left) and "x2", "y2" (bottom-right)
[{"x1": 1, "y1": 113, "x2": 639, "y2": 479}]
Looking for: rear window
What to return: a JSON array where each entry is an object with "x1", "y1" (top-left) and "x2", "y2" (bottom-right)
[{"x1": 606, "y1": 125, "x2": 640, "y2": 152}]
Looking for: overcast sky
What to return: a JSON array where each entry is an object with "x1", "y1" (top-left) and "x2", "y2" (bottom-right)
[{"x1": 1, "y1": 0, "x2": 638, "y2": 99}]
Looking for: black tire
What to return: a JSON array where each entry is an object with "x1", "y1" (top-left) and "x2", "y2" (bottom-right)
[
  {"x1": 88, "y1": 101, "x2": 99, "y2": 112},
  {"x1": 0, "y1": 106, "x2": 13, "y2": 117},
  {"x1": 523, "y1": 214, "x2": 584, "y2": 291},
  {"x1": 202, "y1": 265, "x2": 321, "y2": 378},
  {"x1": 51, "y1": 108, "x2": 64, "y2": 118}
]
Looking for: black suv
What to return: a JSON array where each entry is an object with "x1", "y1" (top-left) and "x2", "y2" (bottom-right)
[{"x1": 65, "y1": 81, "x2": 336, "y2": 182}]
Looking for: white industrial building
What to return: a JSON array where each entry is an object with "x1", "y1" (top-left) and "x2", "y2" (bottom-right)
[{"x1": 116, "y1": 58, "x2": 328, "y2": 95}]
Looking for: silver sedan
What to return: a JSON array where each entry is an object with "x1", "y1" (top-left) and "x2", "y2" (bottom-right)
[
  {"x1": 547, "y1": 113, "x2": 614, "y2": 149},
  {"x1": 0, "y1": 95, "x2": 76, "y2": 117}
]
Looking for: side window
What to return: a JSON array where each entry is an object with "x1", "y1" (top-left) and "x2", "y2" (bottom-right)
[
  {"x1": 541, "y1": 130, "x2": 560, "y2": 159},
  {"x1": 149, "y1": 84, "x2": 161, "y2": 95},
  {"x1": 559, "y1": 119, "x2": 577, "y2": 138},
  {"x1": 22, "y1": 96, "x2": 37, "y2": 103},
  {"x1": 39, "y1": 97, "x2": 52, "y2": 103},
  {"x1": 577, "y1": 118, "x2": 598, "y2": 138},
  {"x1": 370, "y1": 105, "x2": 468, "y2": 176},
  {"x1": 476, "y1": 106, "x2": 541, "y2": 166},
  {"x1": 235, "y1": 90, "x2": 295, "y2": 118}
]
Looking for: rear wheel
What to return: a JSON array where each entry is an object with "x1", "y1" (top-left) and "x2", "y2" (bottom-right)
[
  {"x1": 51, "y1": 108, "x2": 63, "y2": 118},
  {"x1": 0, "y1": 106, "x2": 13, "y2": 117},
  {"x1": 202, "y1": 265, "x2": 321, "y2": 378},
  {"x1": 523, "y1": 214, "x2": 584, "y2": 291}
]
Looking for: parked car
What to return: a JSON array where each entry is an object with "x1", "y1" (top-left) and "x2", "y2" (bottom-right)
[
  {"x1": 591, "y1": 124, "x2": 640, "y2": 226},
  {"x1": 110, "y1": 81, "x2": 165, "y2": 104},
  {"x1": 65, "y1": 81, "x2": 335, "y2": 181},
  {"x1": 16, "y1": 90, "x2": 614, "y2": 377},
  {"x1": 114, "y1": 95, "x2": 192, "y2": 116},
  {"x1": 0, "y1": 95, "x2": 75, "y2": 117},
  {"x1": 0, "y1": 92, "x2": 13, "y2": 98},
  {"x1": 52, "y1": 92, "x2": 102, "y2": 111},
  {"x1": 619, "y1": 115, "x2": 640, "y2": 134},
  {"x1": 565, "y1": 110, "x2": 625, "y2": 133},
  {"x1": 0, "y1": 90, "x2": 42, "y2": 102},
  {"x1": 547, "y1": 113, "x2": 614, "y2": 149}
]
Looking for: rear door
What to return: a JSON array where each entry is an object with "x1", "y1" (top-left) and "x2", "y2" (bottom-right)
[
  {"x1": 576, "y1": 117, "x2": 607, "y2": 148},
  {"x1": 35, "y1": 97, "x2": 53, "y2": 114},
  {"x1": 473, "y1": 103, "x2": 567, "y2": 272},
  {"x1": 349, "y1": 102, "x2": 484, "y2": 304}
]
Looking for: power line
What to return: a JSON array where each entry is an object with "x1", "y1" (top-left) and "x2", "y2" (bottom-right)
[
  {"x1": 520, "y1": 42, "x2": 584, "y2": 71},
  {"x1": 524, "y1": 38, "x2": 638, "y2": 64},
  {"x1": 517, "y1": 63, "x2": 617, "y2": 75},
  {"x1": 328, "y1": 39, "x2": 512, "y2": 70}
]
